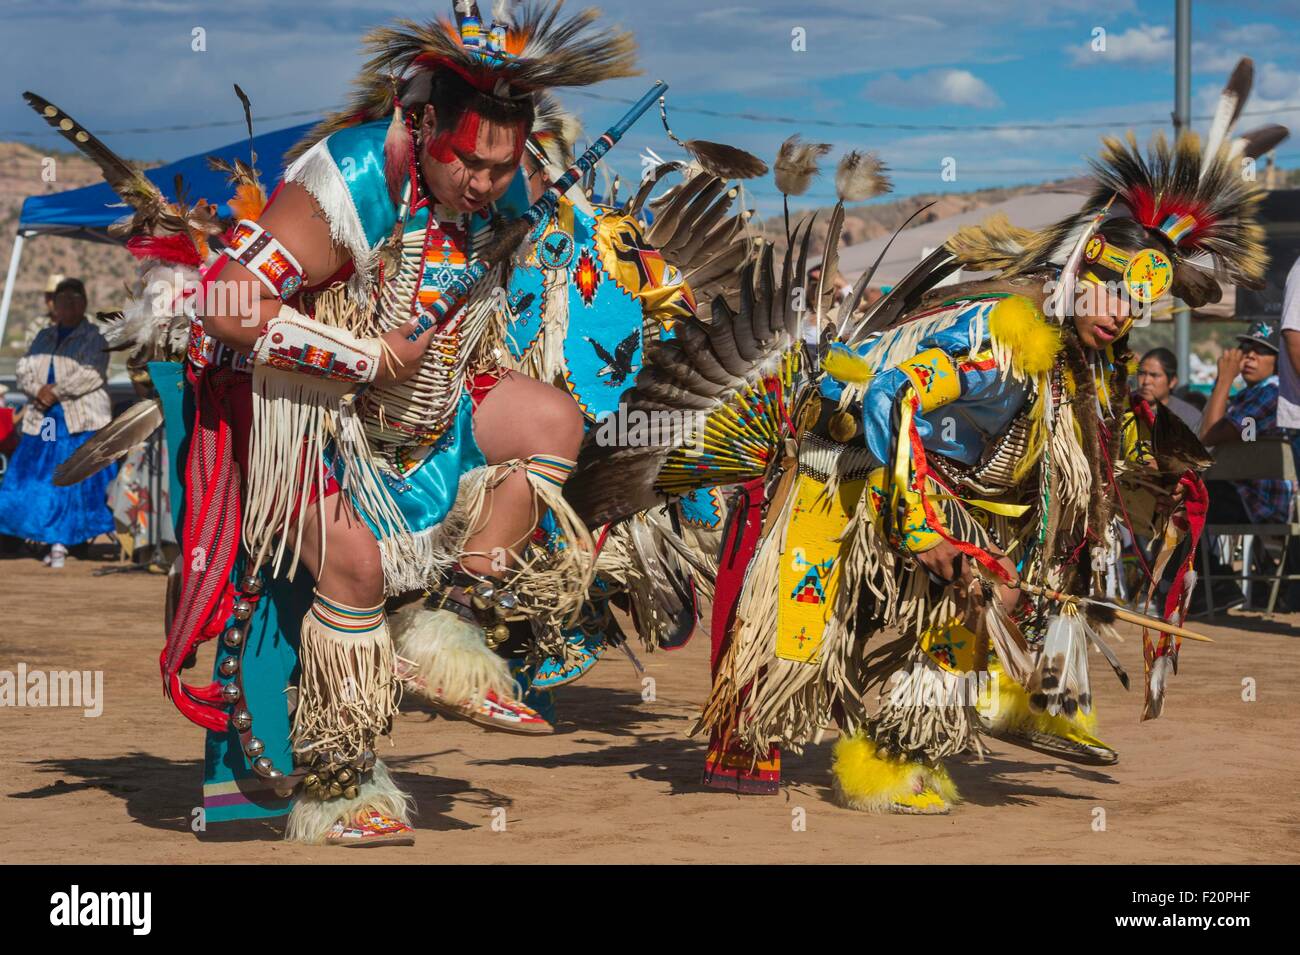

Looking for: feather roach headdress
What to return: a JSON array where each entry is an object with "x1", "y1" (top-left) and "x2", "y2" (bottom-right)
[
  {"x1": 1006, "y1": 129, "x2": 1270, "y2": 307},
  {"x1": 285, "y1": 0, "x2": 638, "y2": 192},
  {"x1": 947, "y1": 57, "x2": 1286, "y2": 311}
]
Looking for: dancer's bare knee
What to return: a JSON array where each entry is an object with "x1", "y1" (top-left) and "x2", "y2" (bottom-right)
[{"x1": 529, "y1": 389, "x2": 584, "y2": 461}]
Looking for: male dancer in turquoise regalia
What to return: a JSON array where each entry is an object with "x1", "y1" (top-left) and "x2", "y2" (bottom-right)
[{"x1": 168, "y1": 1, "x2": 639, "y2": 846}]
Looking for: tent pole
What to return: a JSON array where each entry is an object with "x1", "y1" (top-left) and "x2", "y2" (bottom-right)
[{"x1": 0, "y1": 232, "x2": 28, "y2": 349}]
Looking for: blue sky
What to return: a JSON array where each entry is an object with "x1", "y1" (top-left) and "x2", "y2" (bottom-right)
[{"x1": 2, "y1": 0, "x2": 1298, "y2": 216}]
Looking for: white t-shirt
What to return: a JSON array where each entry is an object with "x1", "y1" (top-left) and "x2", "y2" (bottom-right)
[{"x1": 1278, "y1": 256, "x2": 1300, "y2": 429}]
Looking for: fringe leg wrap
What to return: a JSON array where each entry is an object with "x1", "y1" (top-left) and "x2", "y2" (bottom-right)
[
  {"x1": 865, "y1": 646, "x2": 985, "y2": 763},
  {"x1": 831, "y1": 733, "x2": 959, "y2": 814},
  {"x1": 291, "y1": 594, "x2": 399, "y2": 767},
  {"x1": 284, "y1": 760, "x2": 412, "y2": 845},
  {"x1": 505, "y1": 456, "x2": 595, "y2": 632},
  {"x1": 392, "y1": 605, "x2": 519, "y2": 705}
]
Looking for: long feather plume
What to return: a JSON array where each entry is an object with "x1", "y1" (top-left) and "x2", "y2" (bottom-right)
[
  {"x1": 22, "y1": 92, "x2": 183, "y2": 238},
  {"x1": 1202, "y1": 56, "x2": 1253, "y2": 168},
  {"x1": 658, "y1": 97, "x2": 768, "y2": 180}
]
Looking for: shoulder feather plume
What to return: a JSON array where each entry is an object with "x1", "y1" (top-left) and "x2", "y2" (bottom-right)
[
  {"x1": 835, "y1": 150, "x2": 889, "y2": 203},
  {"x1": 775, "y1": 135, "x2": 831, "y2": 197}
]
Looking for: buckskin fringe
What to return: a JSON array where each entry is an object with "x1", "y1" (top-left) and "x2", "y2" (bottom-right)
[
  {"x1": 291, "y1": 597, "x2": 399, "y2": 768},
  {"x1": 243, "y1": 367, "x2": 351, "y2": 578}
]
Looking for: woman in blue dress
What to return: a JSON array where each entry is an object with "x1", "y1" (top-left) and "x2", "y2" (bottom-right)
[{"x1": 0, "y1": 278, "x2": 116, "y2": 567}]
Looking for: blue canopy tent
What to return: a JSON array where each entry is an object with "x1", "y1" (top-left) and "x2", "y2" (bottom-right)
[{"x1": 0, "y1": 120, "x2": 316, "y2": 344}]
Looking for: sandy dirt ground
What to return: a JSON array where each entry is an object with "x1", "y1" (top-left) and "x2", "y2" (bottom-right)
[{"x1": 2, "y1": 552, "x2": 1298, "y2": 864}]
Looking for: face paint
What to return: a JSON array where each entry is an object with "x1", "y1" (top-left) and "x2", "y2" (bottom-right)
[{"x1": 425, "y1": 109, "x2": 526, "y2": 166}]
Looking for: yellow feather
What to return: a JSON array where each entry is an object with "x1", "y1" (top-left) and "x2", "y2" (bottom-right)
[
  {"x1": 988, "y1": 294, "x2": 1062, "y2": 378},
  {"x1": 831, "y1": 735, "x2": 958, "y2": 812},
  {"x1": 821, "y1": 344, "x2": 874, "y2": 386}
]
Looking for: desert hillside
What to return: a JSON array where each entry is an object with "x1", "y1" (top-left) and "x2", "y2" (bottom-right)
[{"x1": 0, "y1": 141, "x2": 142, "y2": 358}]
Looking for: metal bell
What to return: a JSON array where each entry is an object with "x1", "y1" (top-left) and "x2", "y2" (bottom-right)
[
  {"x1": 486, "y1": 623, "x2": 510, "y2": 648},
  {"x1": 231, "y1": 709, "x2": 252, "y2": 732},
  {"x1": 251, "y1": 756, "x2": 275, "y2": 777},
  {"x1": 328, "y1": 781, "x2": 343, "y2": 798},
  {"x1": 336, "y1": 768, "x2": 354, "y2": 785},
  {"x1": 232, "y1": 599, "x2": 254, "y2": 622},
  {"x1": 303, "y1": 773, "x2": 320, "y2": 789},
  {"x1": 218, "y1": 656, "x2": 239, "y2": 677},
  {"x1": 221, "y1": 683, "x2": 242, "y2": 703},
  {"x1": 222, "y1": 627, "x2": 244, "y2": 650},
  {"x1": 343, "y1": 786, "x2": 359, "y2": 800},
  {"x1": 244, "y1": 737, "x2": 265, "y2": 758},
  {"x1": 239, "y1": 574, "x2": 264, "y2": 595}
]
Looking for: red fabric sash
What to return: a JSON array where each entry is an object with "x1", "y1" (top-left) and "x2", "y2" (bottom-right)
[
  {"x1": 906, "y1": 397, "x2": 1014, "y2": 583},
  {"x1": 1162, "y1": 469, "x2": 1208, "y2": 628},
  {"x1": 710, "y1": 478, "x2": 766, "y2": 671},
  {"x1": 159, "y1": 366, "x2": 246, "y2": 732},
  {"x1": 703, "y1": 478, "x2": 781, "y2": 790}
]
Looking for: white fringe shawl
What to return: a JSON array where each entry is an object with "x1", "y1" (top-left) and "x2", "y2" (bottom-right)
[{"x1": 284, "y1": 137, "x2": 378, "y2": 301}]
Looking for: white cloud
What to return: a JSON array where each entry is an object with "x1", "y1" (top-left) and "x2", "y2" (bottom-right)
[
  {"x1": 1068, "y1": 23, "x2": 1173, "y2": 67},
  {"x1": 1217, "y1": 23, "x2": 1282, "y2": 47},
  {"x1": 1256, "y1": 62, "x2": 1300, "y2": 100},
  {"x1": 863, "y1": 69, "x2": 1003, "y2": 110}
]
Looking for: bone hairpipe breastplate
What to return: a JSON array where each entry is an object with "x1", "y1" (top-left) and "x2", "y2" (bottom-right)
[{"x1": 355, "y1": 214, "x2": 505, "y2": 464}]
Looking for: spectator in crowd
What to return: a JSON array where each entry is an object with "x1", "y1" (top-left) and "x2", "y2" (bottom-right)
[
  {"x1": 1278, "y1": 255, "x2": 1300, "y2": 431},
  {"x1": 1136, "y1": 346, "x2": 1203, "y2": 432},
  {"x1": 1200, "y1": 322, "x2": 1297, "y2": 525},
  {"x1": 1198, "y1": 321, "x2": 1300, "y2": 609},
  {"x1": 0, "y1": 278, "x2": 116, "y2": 568}
]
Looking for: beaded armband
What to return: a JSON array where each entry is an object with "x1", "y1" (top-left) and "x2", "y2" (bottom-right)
[
  {"x1": 222, "y1": 219, "x2": 307, "y2": 301},
  {"x1": 865, "y1": 466, "x2": 946, "y2": 554},
  {"x1": 251, "y1": 306, "x2": 380, "y2": 385},
  {"x1": 897, "y1": 347, "x2": 960, "y2": 413}
]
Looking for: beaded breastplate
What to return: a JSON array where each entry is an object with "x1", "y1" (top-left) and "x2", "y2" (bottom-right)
[
  {"x1": 355, "y1": 195, "x2": 506, "y2": 473},
  {"x1": 934, "y1": 409, "x2": 1036, "y2": 497}
]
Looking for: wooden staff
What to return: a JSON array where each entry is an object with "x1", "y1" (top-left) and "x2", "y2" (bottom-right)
[{"x1": 1016, "y1": 580, "x2": 1214, "y2": 644}]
